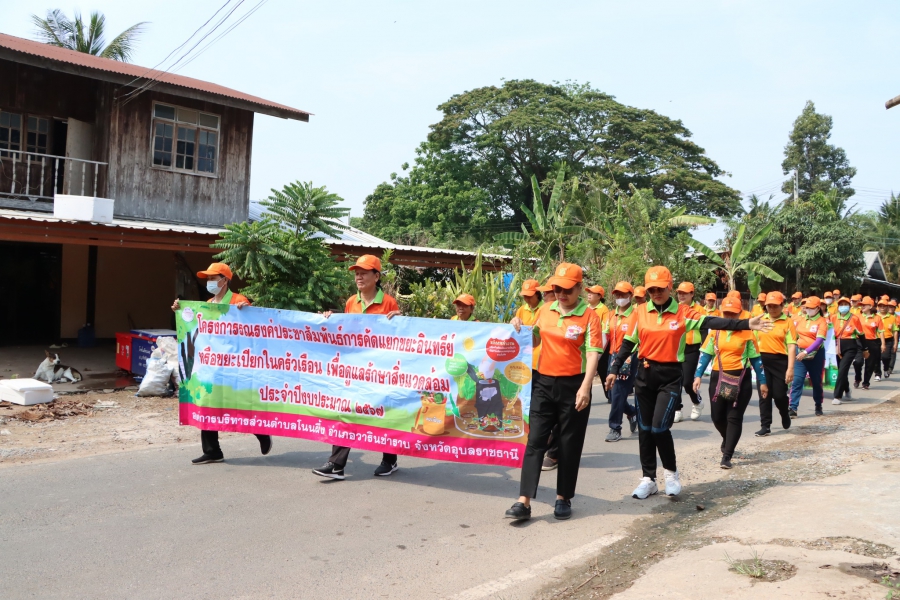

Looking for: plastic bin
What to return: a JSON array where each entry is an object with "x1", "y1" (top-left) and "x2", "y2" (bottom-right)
[
  {"x1": 130, "y1": 329, "x2": 176, "y2": 376},
  {"x1": 116, "y1": 332, "x2": 134, "y2": 371}
]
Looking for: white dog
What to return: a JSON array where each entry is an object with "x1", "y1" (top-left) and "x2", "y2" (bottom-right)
[{"x1": 34, "y1": 350, "x2": 83, "y2": 383}]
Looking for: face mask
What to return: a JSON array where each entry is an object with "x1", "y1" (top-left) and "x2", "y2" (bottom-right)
[
  {"x1": 805, "y1": 308, "x2": 819, "y2": 317},
  {"x1": 206, "y1": 280, "x2": 222, "y2": 295},
  {"x1": 615, "y1": 298, "x2": 631, "y2": 307},
  {"x1": 838, "y1": 305, "x2": 850, "y2": 315},
  {"x1": 824, "y1": 299, "x2": 833, "y2": 305}
]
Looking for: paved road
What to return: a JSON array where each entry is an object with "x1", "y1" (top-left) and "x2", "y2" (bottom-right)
[{"x1": 0, "y1": 378, "x2": 891, "y2": 599}]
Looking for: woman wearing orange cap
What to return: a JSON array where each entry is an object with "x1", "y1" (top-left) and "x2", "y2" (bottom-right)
[
  {"x1": 451, "y1": 294, "x2": 478, "y2": 321},
  {"x1": 692, "y1": 297, "x2": 768, "y2": 469},
  {"x1": 876, "y1": 298, "x2": 897, "y2": 379},
  {"x1": 172, "y1": 263, "x2": 272, "y2": 465},
  {"x1": 725, "y1": 290, "x2": 751, "y2": 318},
  {"x1": 753, "y1": 291, "x2": 797, "y2": 436},
  {"x1": 507, "y1": 263, "x2": 602, "y2": 521},
  {"x1": 830, "y1": 297, "x2": 865, "y2": 405},
  {"x1": 858, "y1": 297, "x2": 885, "y2": 390},
  {"x1": 785, "y1": 292, "x2": 803, "y2": 317},
  {"x1": 750, "y1": 293, "x2": 766, "y2": 318},
  {"x1": 605, "y1": 266, "x2": 770, "y2": 498},
  {"x1": 822, "y1": 292, "x2": 836, "y2": 317},
  {"x1": 789, "y1": 296, "x2": 829, "y2": 416},
  {"x1": 313, "y1": 254, "x2": 402, "y2": 480},
  {"x1": 586, "y1": 285, "x2": 611, "y2": 403},
  {"x1": 603, "y1": 281, "x2": 639, "y2": 442},
  {"x1": 633, "y1": 286, "x2": 647, "y2": 305},
  {"x1": 675, "y1": 282, "x2": 707, "y2": 422},
  {"x1": 702, "y1": 293, "x2": 720, "y2": 317}
]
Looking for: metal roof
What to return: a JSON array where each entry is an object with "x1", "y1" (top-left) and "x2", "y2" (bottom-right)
[
  {"x1": 0, "y1": 208, "x2": 222, "y2": 235},
  {"x1": 0, "y1": 32, "x2": 311, "y2": 122}
]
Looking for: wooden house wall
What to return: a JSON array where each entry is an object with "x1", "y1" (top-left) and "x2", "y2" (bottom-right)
[{"x1": 104, "y1": 90, "x2": 252, "y2": 226}]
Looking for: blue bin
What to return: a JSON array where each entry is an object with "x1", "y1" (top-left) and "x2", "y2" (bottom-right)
[{"x1": 130, "y1": 329, "x2": 176, "y2": 376}]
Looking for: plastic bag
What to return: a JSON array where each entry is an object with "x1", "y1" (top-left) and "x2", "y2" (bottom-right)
[{"x1": 137, "y1": 338, "x2": 177, "y2": 397}]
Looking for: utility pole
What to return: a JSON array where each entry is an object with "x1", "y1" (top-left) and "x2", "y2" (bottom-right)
[{"x1": 793, "y1": 169, "x2": 801, "y2": 290}]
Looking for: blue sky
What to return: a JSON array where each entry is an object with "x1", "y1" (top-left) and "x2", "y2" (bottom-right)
[{"x1": 3, "y1": 0, "x2": 899, "y2": 246}]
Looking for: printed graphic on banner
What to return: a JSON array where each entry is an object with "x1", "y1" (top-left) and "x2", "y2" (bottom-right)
[{"x1": 176, "y1": 302, "x2": 533, "y2": 467}]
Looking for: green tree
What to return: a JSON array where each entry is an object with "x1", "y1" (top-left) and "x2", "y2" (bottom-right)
[
  {"x1": 781, "y1": 101, "x2": 856, "y2": 201},
  {"x1": 31, "y1": 9, "x2": 146, "y2": 61},
  {"x1": 212, "y1": 181, "x2": 352, "y2": 311},
  {"x1": 691, "y1": 223, "x2": 784, "y2": 296}
]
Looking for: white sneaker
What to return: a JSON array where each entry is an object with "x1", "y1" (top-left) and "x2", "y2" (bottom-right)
[
  {"x1": 832, "y1": 398, "x2": 842, "y2": 405},
  {"x1": 875, "y1": 375, "x2": 881, "y2": 382},
  {"x1": 664, "y1": 469, "x2": 682, "y2": 496},
  {"x1": 690, "y1": 402, "x2": 704, "y2": 421},
  {"x1": 673, "y1": 411, "x2": 683, "y2": 423},
  {"x1": 632, "y1": 477, "x2": 659, "y2": 499}
]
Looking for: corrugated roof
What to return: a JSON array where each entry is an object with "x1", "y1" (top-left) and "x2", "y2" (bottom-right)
[
  {"x1": 0, "y1": 32, "x2": 310, "y2": 121},
  {"x1": 0, "y1": 208, "x2": 222, "y2": 235}
]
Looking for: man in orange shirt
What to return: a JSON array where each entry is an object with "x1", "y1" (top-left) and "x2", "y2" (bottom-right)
[
  {"x1": 831, "y1": 296, "x2": 865, "y2": 403},
  {"x1": 603, "y1": 281, "x2": 639, "y2": 442},
  {"x1": 172, "y1": 262, "x2": 273, "y2": 465}
]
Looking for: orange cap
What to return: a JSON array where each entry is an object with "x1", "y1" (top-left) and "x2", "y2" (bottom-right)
[
  {"x1": 805, "y1": 296, "x2": 822, "y2": 309},
  {"x1": 891, "y1": 300, "x2": 898, "y2": 307},
  {"x1": 757, "y1": 293, "x2": 767, "y2": 302},
  {"x1": 824, "y1": 291, "x2": 833, "y2": 298},
  {"x1": 453, "y1": 294, "x2": 476, "y2": 306},
  {"x1": 548, "y1": 263, "x2": 584, "y2": 289},
  {"x1": 720, "y1": 297, "x2": 742, "y2": 314},
  {"x1": 520, "y1": 279, "x2": 540, "y2": 297},
  {"x1": 644, "y1": 266, "x2": 673, "y2": 288},
  {"x1": 676, "y1": 281, "x2": 695, "y2": 294},
  {"x1": 833, "y1": 289, "x2": 840, "y2": 296},
  {"x1": 880, "y1": 295, "x2": 891, "y2": 304},
  {"x1": 613, "y1": 281, "x2": 634, "y2": 294},
  {"x1": 838, "y1": 296, "x2": 851, "y2": 305},
  {"x1": 792, "y1": 292, "x2": 803, "y2": 300},
  {"x1": 765, "y1": 291, "x2": 785, "y2": 305},
  {"x1": 726, "y1": 290, "x2": 741, "y2": 300},
  {"x1": 586, "y1": 285, "x2": 605, "y2": 296},
  {"x1": 537, "y1": 283, "x2": 554, "y2": 293},
  {"x1": 633, "y1": 286, "x2": 647, "y2": 298},
  {"x1": 349, "y1": 254, "x2": 382, "y2": 272},
  {"x1": 705, "y1": 292, "x2": 717, "y2": 301},
  {"x1": 862, "y1": 296, "x2": 875, "y2": 306},
  {"x1": 197, "y1": 262, "x2": 233, "y2": 280},
  {"x1": 851, "y1": 294, "x2": 862, "y2": 301}
]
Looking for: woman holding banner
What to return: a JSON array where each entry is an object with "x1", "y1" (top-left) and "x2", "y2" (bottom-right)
[
  {"x1": 507, "y1": 263, "x2": 602, "y2": 521},
  {"x1": 313, "y1": 254, "x2": 402, "y2": 481},
  {"x1": 171, "y1": 262, "x2": 273, "y2": 465}
]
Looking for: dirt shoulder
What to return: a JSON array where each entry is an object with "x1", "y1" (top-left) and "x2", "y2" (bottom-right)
[{"x1": 539, "y1": 392, "x2": 900, "y2": 600}]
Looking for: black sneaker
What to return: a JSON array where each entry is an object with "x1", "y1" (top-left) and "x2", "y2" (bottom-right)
[
  {"x1": 781, "y1": 412, "x2": 792, "y2": 430},
  {"x1": 754, "y1": 427, "x2": 770, "y2": 437},
  {"x1": 505, "y1": 502, "x2": 531, "y2": 520},
  {"x1": 788, "y1": 409, "x2": 798, "y2": 418},
  {"x1": 815, "y1": 408, "x2": 824, "y2": 416},
  {"x1": 541, "y1": 457, "x2": 558, "y2": 471},
  {"x1": 862, "y1": 383, "x2": 870, "y2": 390},
  {"x1": 627, "y1": 413, "x2": 638, "y2": 434},
  {"x1": 720, "y1": 455, "x2": 733, "y2": 469},
  {"x1": 259, "y1": 435, "x2": 273, "y2": 456},
  {"x1": 554, "y1": 499, "x2": 572, "y2": 520},
  {"x1": 854, "y1": 381, "x2": 860, "y2": 389},
  {"x1": 374, "y1": 461, "x2": 399, "y2": 477},
  {"x1": 312, "y1": 462, "x2": 345, "y2": 480},
  {"x1": 191, "y1": 453, "x2": 224, "y2": 465}
]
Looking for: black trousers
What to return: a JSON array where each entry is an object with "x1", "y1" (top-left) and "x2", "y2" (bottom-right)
[
  {"x1": 201, "y1": 430, "x2": 270, "y2": 457},
  {"x1": 634, "y1": 361, "x2": 680, "y2": 479},
  {"x1": 758, "y1": 353, "x2": 789, "y2": 429},
  {"x1": 329, "y1": 446, "x2": 397, "y2": 470},
  {"x1": 883, "y1": 337, "x2": 895, "y2": 375},
  {"x1": 709, "y1": 369, "x2": 752, "y2": 459},
  {"x1": 863, "y1": 339, "x2": 882, "y2": 385},
  {"x1": 853, "y1": 342, "x2": 865, "y2": 383},
  {"x1": 598, "y1": 340, "x2": 611, "y2": 402},
  {"x1": 834, "y1": 340, "x2": 859, "y2": 400},
  {"x1": 519, "y1": 372, "x2": 591, "y2": 500},
  {"x1": 678, "y1": 343, "x2": 702, "y2": 410}
]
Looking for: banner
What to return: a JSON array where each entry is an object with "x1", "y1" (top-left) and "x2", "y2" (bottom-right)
[{"x1": 175, "y1": 302, "x2": 533, "y2": 467}]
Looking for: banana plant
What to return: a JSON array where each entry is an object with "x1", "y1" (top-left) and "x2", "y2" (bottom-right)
[{"x1": 690, "y1": 222, "x2": 783, "y2": 296}]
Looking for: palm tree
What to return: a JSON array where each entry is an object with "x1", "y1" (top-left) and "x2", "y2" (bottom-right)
[
  {"x1": 31, "y1": 9, "x2": 146, "y2": 62},
  {"x1": 690, "y1": 223, "x2": 784, "y2": 296},
  {"x1": 259, "y1": 181, "x2": 350, "y2": 238}
]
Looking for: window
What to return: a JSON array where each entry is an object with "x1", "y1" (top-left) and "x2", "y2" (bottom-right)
[
  {"x1": 0, "y1": 111, "x2": 22, "y2": 157},
  {"x1": 27, "y1": 117, "x2": 49, "y2": 154},
  {"x1": 151, "y1": 102, "x2": 219, "y2": 175}
]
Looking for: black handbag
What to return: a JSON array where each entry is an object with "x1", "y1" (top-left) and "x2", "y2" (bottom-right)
[{"x1": 711, "y1": 331, "x2": 746, "y2": 408}]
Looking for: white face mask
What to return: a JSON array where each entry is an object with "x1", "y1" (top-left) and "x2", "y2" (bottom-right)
[
  {"x1": 805, "y1": 308, "x2": 819, "y2": 317},
  {"x1": 824, "y1": 298, "x2": 833, "y2": 305},
  {"x1": 206, "y1": 280, "x2": 223, "y2": 295},
  {"x1": 615, "y1": 298, "x2": 631, "y2": 307}
]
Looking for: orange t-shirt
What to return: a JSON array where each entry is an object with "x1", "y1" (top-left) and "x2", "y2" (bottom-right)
[
  {"x1": 881, "y1": 313, "x2": 897, "y2": 338},
  {"x1": 859, "y1": 313, "x2": 883, "y2": 341},
  {"x1": 533, "y1": 300, "x2": 603, "y2": 377},
  {"x1": 624, "y1": 300, "x2": 707, "y2": 363},
  {"x1": 755, "y1": 314, "x2": 797, "y2": 355},
  {"x1": 831, "y1": 313, "x2": 865, "y2": 340},
  {"x1": 700, "y1": 329, "x2": 760, "y2": 371},
  {"x1": 344, "y1": 290, "x2": 400, "y2": 315},
  {"x1": 794, "y1": 314, "x2": 827, "y2": 350},
  {"x1": 605, "y1": 305, "x2": 639, "y2": 354},
  {"x1": 226, "y1": 290, "x2": 251, "y2": 306}
]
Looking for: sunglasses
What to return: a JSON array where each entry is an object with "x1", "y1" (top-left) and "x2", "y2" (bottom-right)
[
  {"x1": 552, "y1": 286, "x2": 576, "y2": 295},
  {"x1": 646, "y1": 287, "x2": 666, "y2": 294}
]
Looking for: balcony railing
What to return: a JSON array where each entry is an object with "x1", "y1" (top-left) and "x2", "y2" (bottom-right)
[{"x1": 0, "y1": 150, "x2": 108, "y2": 208}]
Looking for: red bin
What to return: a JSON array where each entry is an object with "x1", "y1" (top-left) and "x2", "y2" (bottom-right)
[{"x1": 116, "y1": 332, "x2": 134, "y2": 371}]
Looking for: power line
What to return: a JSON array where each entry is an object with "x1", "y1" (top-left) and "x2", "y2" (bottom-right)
[{"x1": 174, "y1": 0, "x2": 270, "y2": 72}]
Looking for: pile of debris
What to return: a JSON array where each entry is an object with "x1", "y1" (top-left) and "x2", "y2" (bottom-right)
[{"x1": 1, "y1": 398, "x2": 94, "y2": 421}]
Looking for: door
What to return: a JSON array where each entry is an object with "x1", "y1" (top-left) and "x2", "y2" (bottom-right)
[{"x1": 0, "y1": 241, "x2": 62, "y2": 345}]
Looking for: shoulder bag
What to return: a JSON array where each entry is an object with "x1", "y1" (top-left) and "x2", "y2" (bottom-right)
[{"x1": 711, "y1": 331, "x2": 745, "y2": 408}]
